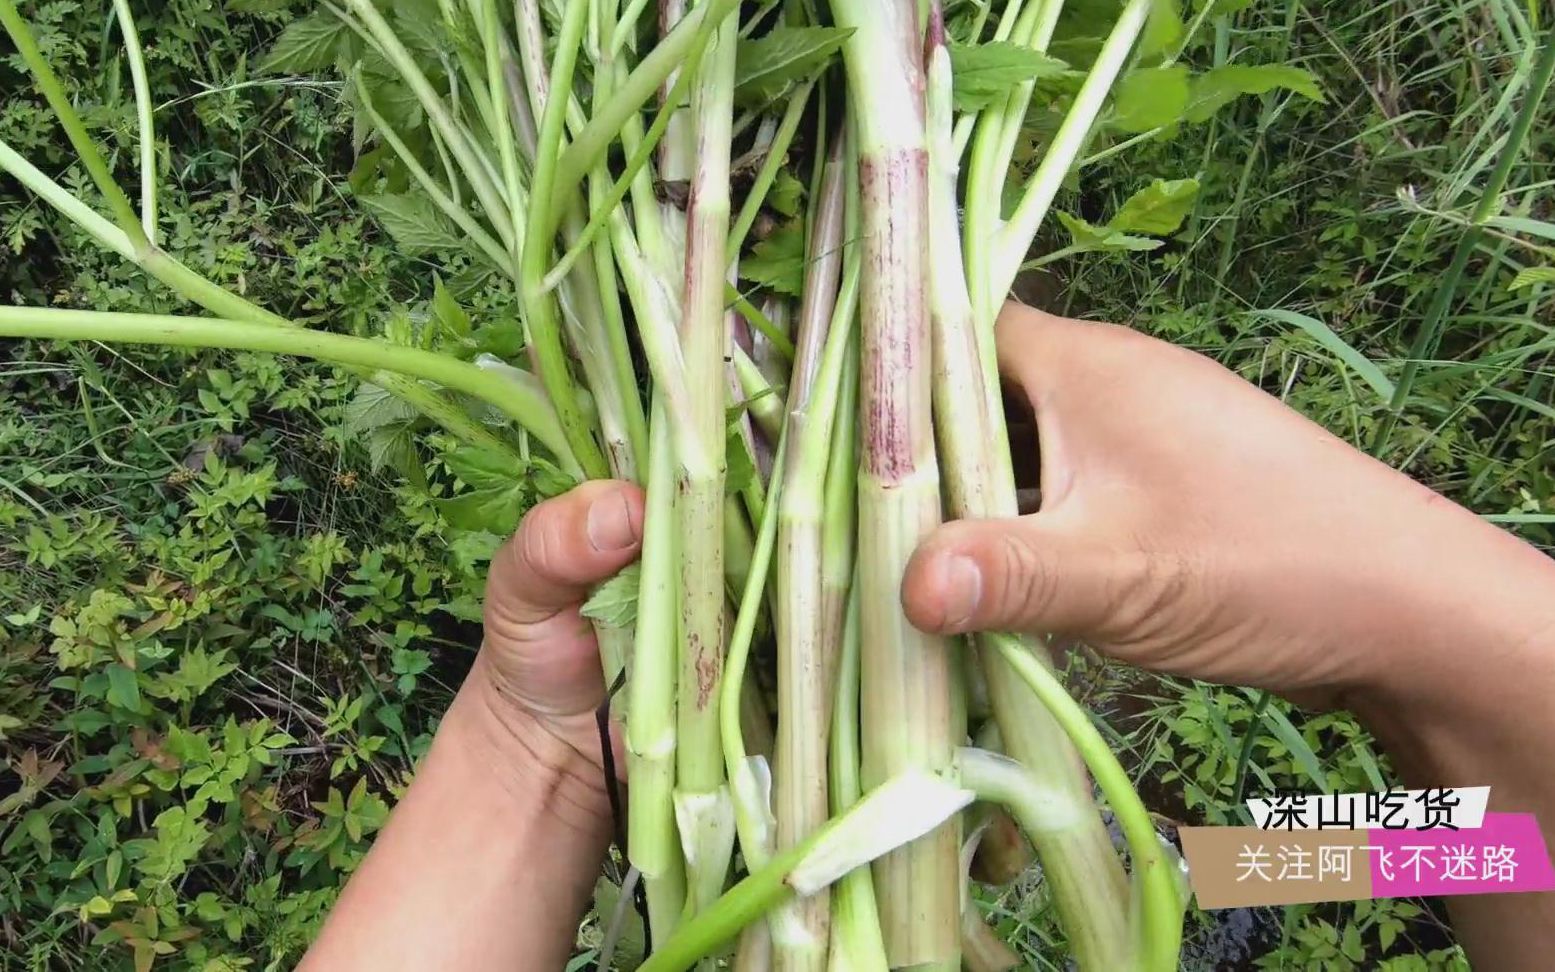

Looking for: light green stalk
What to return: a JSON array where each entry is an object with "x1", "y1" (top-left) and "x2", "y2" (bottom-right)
[
  {"x1": 0, "y1": 310, "x2": 572, "y2": 466},
  {"x1": 983, "y1": 635, "x2": 1185, "y2": 972},
  {"x1": 832, "y1": 2, "x2": 960, "y2": 967},
  {"x1": 110, "y1": 0, "x2": 156, "y2": 241},
  {"x1": 826, "y1": 591, "x2": 888, "y2": 971},
  {"x1": 630, "y1": 398, "x2": 689, "y2": 945},
  {"x1": 641, "y1": 771, "x2": 977, "y2": 972},
  {"x1": 925, "y1": 14, "x2": 1135, "y2": 970},
  {"x1": 989, "y1": 0, "x2": 1154, "y2": 300},
  {"x1": 520, "y1": 0, "x2": 610, "y2": 480},
  {"x1": 673, "y1": 4, "x2": 740, "y2": 922},
  {"x1": 771, "y1": 140, "x2": 850, "y2": 972},
  {"x1": 0, "y1": 0, "x2": 147, "y2": 248}
]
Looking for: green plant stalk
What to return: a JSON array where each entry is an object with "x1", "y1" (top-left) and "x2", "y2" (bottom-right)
[
  {"x1": 826, "y1": 590, "x2": 888, "y2": 971},
  {"x1": 519, "y1": 0, "x2": 611, "y2": 481},
  {"x1": 6, "y1": 165, "x2": 558, "y2": 485},
  {"x1": 832, "y1": 2, "x2": 960, "y2": 967},
  {"x1": 0, "y1": 0, "x2": 147, "y2": 248},
  {"x1": 630, "y1": 397, "x2": 689, "y2": 946},
  {"x1": 985, "y1": 635, "x2": 1184, "y2": 972},
  {"x1": 961, "y1": 0, "x2": 1064, "y2": 315},
  {"x1": 641, "y1": 770, "x2": 976, "y2": 972},
  {"x1": 989, "y1": 0, "x2": 1153, "y2": 305},
  {"x1": 0, "y1": 138, "x2": 134, "y2": 259},
  {"x1": 731, "y1": 347, "x2": 785, "y2": 442},
  {"x1": 541, "y1": 46, "x2": 706, "y2": 293},
  {"x1": 926, "y1": 18, "x2": 1134, "y2": 970},
  {"x1": 0, "y1": 134, "x2": 553, "y2": 471},
  {"x1": 353, "y1": 79, "x2": 512, "y2": 273},
  {"x1": 1376, "y1": 30, "x2": 1555, "y2": 452},
  {"x1": 477, "y1": 0, "x2": 528, "y2": 268},
  {"x1": 770, "y1": 141, "x2": 850, "y2": 972},
  {"x1": 552, "y1": 0, "x2": 742, "y2": 212},
  {"x1": 110, "y1": 0, "x2": 156, "y2": 241},
  {"x1": 342, "y1": 0, "x2": 514, "y2": 251},
  {"x1": 0, "y1": 309, "x2": 572, "y2": 465},
  {"x1": 673, "y1": 3, "x2": 740, "y2": 922},
  {"x1": 720, "y1": 429, "x2": 787, "y2": 875}
]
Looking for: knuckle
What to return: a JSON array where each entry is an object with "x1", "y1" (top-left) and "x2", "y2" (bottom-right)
[
  {"x1": 1108, "y1": 547, "x2": 1200, "y2": 646},
  {"x1": 997, "y1": 533, "x2": 1056, "y2": 625}
]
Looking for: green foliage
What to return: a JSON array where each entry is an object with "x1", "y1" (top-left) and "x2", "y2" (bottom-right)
[
  {"x1": 949, "y1": 42, "x2": 1072, "y2": 111},
  {"x1": 734, "y1": 25, "x2": 853, "y2": 106}
]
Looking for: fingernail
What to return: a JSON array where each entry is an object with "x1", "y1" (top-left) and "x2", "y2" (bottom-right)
[
  {"x1": 940, "y1": 555, "x2": 982, "y2": 630},
  {"x1": 587, "y1": 491, "x2": 638, "y2": 551}
]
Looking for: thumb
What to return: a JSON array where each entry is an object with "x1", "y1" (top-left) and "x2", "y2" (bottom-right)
[{"x1": 901, "y1": 513, "x2": 1126, "y2": 638}]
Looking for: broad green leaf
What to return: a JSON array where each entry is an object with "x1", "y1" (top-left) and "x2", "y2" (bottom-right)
[
  {"x1": 724, "y1": 420, "x2": 757, "y2": 498},
  {"x1": 735, "y1": 26, "x2": 853, "y2": 106},
  {"x1": 437, "y1": 448, "x2": 566, "y2": 534},
  {"x1": 581, "y1": 565, "x2": 642, "y2": 630},
  {"x1": 1194, "y1": 0, "x2": 1255, "y2": 12},
  {"x1": 259, "y1": 11, "x2": 349, "y2": 74},
  {"x1": 1139, "y1": 0, "x2": 1185, "y2": 61},
  {"x1": 767, "y1": 170, "x2": 805, "y2": 217},
  {"x1": 1248, "y1": 309, "x2": 1395, "y2": 401},
  {"x1": 359, "y1": 194, "x2": 466, "y2": 254},
  {"x1": 740, "y1": 222, "x2": 806, "y2": 296},
  {"x1": 1186, "y1": 64, "x2": 1324, "y2": 123},
  {"x1": 105, "y1": 664, "x2": 141, "y2": 712},
  {"x1": 948, "y1": 42, "x2": 1071, "y2": 111},
  {"x1": 1110, "y1": 64, "x2": 1190, "y2": 132},
  {"x1": 444, "y1": 446, "x2": 524, "y2": 492},
  {"x1": 1509, "y1": 266, "x2": 1555, "y2": 291},
  {"x1": 1056, "y1": 211, "x2": 1162, "y2": 254},
  {"x1": 1109, "y1": 178, "x2": 1200, "y2": 235}
]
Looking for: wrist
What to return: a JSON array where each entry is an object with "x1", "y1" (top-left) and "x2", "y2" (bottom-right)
[
  {"x1": 1345, "y1": 522, "x2": 1555, "y2": 788},
  {"x1": 446, "y1": 656, "x2": 615, "y2": 844}
]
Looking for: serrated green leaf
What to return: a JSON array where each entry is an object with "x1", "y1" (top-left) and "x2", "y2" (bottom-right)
[
  {"x1": 735, "y1": 26, "x2": 853, "y2": 106},
  {"x1": 1057, "y1": 211, "x2": 1162, "y2": 254},
  {"x1": 740, "y1": 222, "x2": 806, "y2": 297},
  {"x1": 1509, "y1": 266, "x2": 1555, "y2": 291},
  {"x1": 437, "y1": 449, "x2": 567, "y2": 534},
  {"x1": 1186, "y1": 64, "x2": 1324, "y2": 123},
  {"x1": 948, "y1": 42, "x2": 1072, "y2": 111},
  {"x1": 359, "y1": 194, "x2": 466, "y2": 254},
  {"x1": 345, "y1": 382, "x2": 421, "y2": 434},
  {"x1": 581, "y1": 565, "x2": 641, "y2": 630},
  {"x1": 1110, "y1": 64, "x2": 1191, "y2": 132},
  {"x1": 1109, "y1": 178, "x2": 1200, "y2": 235},
  {"x1": 444, "y1": 446, "x2": 523, "y2": 492},
  {"x1": 259, "y1": 11, "x2": 349, "y2": 74}
]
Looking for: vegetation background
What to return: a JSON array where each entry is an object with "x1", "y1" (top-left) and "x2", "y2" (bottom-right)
[{"x1": 1, "y1": 0, "x2": 1549, "y2": 969}]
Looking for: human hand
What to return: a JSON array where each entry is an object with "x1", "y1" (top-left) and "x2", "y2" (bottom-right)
[
  {"x1": 463, "y1": 479, "x2": 645, "y2": 801},
  {"x1": 901, "y1": 302, "x2": 1554, "y2": 710}
]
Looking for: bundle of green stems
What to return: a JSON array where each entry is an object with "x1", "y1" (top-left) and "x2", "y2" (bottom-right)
[{"x1": 0, "y1": 0, "x2": 1188, "y2": 967}]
